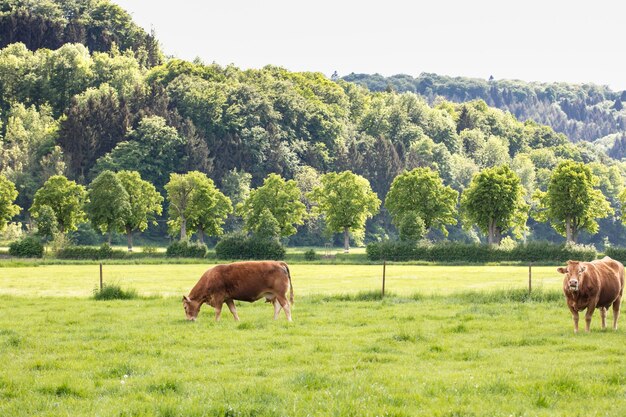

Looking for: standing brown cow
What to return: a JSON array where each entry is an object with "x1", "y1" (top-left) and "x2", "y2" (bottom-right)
[
  {"x1": 183, "y1": 261, "x2": 294, "y2": 322},
  {"x1": 558, "y1": 256, "x2": 624, "y2": 333}
]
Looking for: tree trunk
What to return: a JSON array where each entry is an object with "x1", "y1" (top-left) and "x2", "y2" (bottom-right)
[
  {"x1": 180, "y1": 216, "x2": 187, "y2": 241},
  {"x1": 565, "y1": 217, "x2": 573, "y2": 244},
  {"x1": 107, "y1": 230, "x2": 112, "y2": 245},
  {"x1": 197, "y1": 227, "x2": 204, "y2": 244},
  {"x1": 343, "y1": 227, "x2": 350, "y2": 253},
  {"x1": 126, "y1": 226, "x2": 133, "y2": 252},
  {"x1": 488, "y1": 219, "x2": 495, "y2": 245}
]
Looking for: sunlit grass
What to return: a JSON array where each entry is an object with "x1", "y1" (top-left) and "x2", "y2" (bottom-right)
[
  {"x1": 0, "y1": 264, "x2": 562, "y2": 297},
  {"x1": 0, "y1": 295, "x2": 625, "y2": 416}
]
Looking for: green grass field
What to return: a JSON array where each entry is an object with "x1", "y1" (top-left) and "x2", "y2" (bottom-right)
[
  {"x1": 1, "y1": 263, "x2": 625, "y2": 416},
  {"x1": 0, "y1": 264, "x2": 561, "y2": 297}
]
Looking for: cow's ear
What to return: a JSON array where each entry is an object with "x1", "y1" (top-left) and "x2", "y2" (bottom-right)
[
  {"x1": 183, "y1": 295, "x2": 190, "y2": 303},
  {"x1": 557, "y1": 267, "x2": 567, "y2": 274}
]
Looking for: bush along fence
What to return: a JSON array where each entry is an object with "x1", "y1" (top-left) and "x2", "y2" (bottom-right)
[
  {"x1": 215, "y1": 233, "x2": 286, "y2": 260},
  {"x1": 366, "y1": 241, "x2": 597, "y2": 263}
]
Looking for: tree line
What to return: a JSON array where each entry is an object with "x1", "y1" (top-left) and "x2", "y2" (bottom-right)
[
  {"x1": 1, "y1": 159, "x2": 623, "y2": 252},
  {"x1": 342, "y1": 72, "x2": 626, "y2": 144},
  {"x1": 2, "y1": 0, "x2": 626, "y2": 247}
]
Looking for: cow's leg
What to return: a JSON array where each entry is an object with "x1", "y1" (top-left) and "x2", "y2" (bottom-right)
[
  {"x1": 600, "y1": 307, "x2": 607, "y2": 330},
  {"x1": 613, "y1": 298, "x2": 621, "y2": 330},
  {"x1": 226, "y1": 300, "x2": 240, "y2": 321},
  {"x1": 277, "y1": 295, "x2": 292, "y2": 322},
  {"x1": 214, "y1": 304, "x2": 223, "y2": 321},
  {"x1": 569, "y1": 305, "x2": 579, "y2": 333},
  {"x1": 585, "y1": 303, "x2": 596, "y2": 332},
  {"x1": 273, "y1": 299, "x2": 282, "y2": 320}
]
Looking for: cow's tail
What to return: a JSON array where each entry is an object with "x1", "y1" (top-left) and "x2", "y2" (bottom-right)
[{"x1": 283, "y1": 262, "x2": 294, "y2": 306}]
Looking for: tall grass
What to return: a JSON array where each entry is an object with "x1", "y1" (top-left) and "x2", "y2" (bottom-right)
[{"x1": 92, "y1": 283, "x2": 138, "y2": 300}]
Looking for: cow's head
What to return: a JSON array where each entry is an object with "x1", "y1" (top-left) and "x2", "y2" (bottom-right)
[
  {"x1": 182, "y1": 295, "x2": 201, "y2": 321},
  {"x1": 557, "y1": 261, "x2": 586, "y2": 292}
]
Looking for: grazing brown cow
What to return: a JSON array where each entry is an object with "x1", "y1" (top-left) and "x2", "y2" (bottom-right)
[
  {"x1": 182, "y1": 261, "x2": 294, "y2": 322},
  {"x1": 558, "y1": 256, "x2": 624, "y2": 333}
]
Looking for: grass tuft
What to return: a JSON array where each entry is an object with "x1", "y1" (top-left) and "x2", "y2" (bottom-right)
[
  {"x1": 93, "y1": 283, "x2": 138, "y2": 300},
  {"x1": 148, "y1": 380, "x2": 182, "y2": 394},
  {"x1": 447, "y1": 288, "x2": 562, "y2": 304}
]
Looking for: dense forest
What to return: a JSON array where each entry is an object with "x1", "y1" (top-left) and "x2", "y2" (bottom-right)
[
  {"x1": 1, "y1": 0, "x2": 626, "y2": 248},
  {"x1": 342, "y1": 73, "x2": 626, "y2": 147}
]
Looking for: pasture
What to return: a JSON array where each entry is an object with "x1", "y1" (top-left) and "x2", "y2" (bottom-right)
[{"x1": 1, "y1": 264, "x2": 625, "y2": 416}]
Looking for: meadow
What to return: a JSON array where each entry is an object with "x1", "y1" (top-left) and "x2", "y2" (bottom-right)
[{"x1": 1, "y1": 263, "x2": 625, "y2": 417}]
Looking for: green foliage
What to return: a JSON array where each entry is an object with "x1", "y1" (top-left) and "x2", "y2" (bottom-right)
[
  {"x1": 186, "y1": 174, "x2": 232, "y2": 242},
  {"x1": 30, "y1": 175, "x2": 87, "y2": 234},
  {"x1": 166, "y1": 171, "x2": 231, "y2": 242},
  {"x1": 0, "y1": 174, "x2": 20, "y2": 232},
  {"x1": 8, "y1": 236, "x2": 44, "y2": 258},
  {"x1": 303, "y1": 249, "x2": 318, "y2": 261},
  {"x1": 94, "y1": 116, "x2": 187, "y2": 190},
  {"x1": 239, "y1": 174, "x2": 305, "y2": 238},
  {"x1": 56, "y1": 244, "x2": 127, "y2": 260},
  {"x1": 344, "y1": 72, "x2": 623, "y2": 143},
  {"x1": 385, "y1": 168, "x2": 457, "y2": 235},
  {"x1": 93, "y1": 284, "x2": 138, "y2": 300},
  {"x1": 165, "y1": 241, "x2": 208, "y2": 258},
  {"x1": 85, "y1": 170, "x2": 131, "y2": 240},
  {"x1": 0, "y1": 0, "x2": 162, "y2": 67},
  {"x1": 397, "y1": 211, "x2": 426, "y2": 242},
  {"x1": 309, "y1": 171, "x2": 380, "y2": 250},
  {"x1": 253, "y1": 208, "x2": 281, "y2": 241},
  {"x1": 215, "y1": 233, "x2": 286, "y2": 260},
  {"x1": 461, "y1": 165, "x2": 528, "y2": 244},
  {"x1": 366, "y1": 241, "x2": 597, "y2": 263},
  {"x1": 116, "y1": 170, "x2": 163, "y2": 249},
  {"x1": 534, "y1": 160, "x2": 612, "y2": 243}
]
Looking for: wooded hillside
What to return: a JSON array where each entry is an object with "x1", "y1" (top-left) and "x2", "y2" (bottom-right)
[{"x1": 1, "y1": 0, "x2": 626, "y2": 248}]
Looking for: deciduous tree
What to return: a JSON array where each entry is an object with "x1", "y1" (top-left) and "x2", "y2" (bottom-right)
[
  {"x1": 385, "y1": 168, "x2": 458, "y2": 236},
  {"x1": 0, "y1": 175, "x2": 20, "y2": 232},
  {"x1": 30, "y1": 175, "x2": 87, "y2": 234},
  {"x1": 308, "y1": 171, "x2": 380, "y2": 252},
  {"x1": 534, "y1": 161, "x2": 612, "y2": 243},
  {"x1": 461, "y1": 165, "x2": 528, "y2": 245},
  {"x1": 239, "y1": 174, "x2": 306, "y2": 239},
  {"x1": 85, "y1": 170, "x2": 131, "y2": 244},
  {"x1": 116, "y1": 170, "x2": 163, "y2": 251}
]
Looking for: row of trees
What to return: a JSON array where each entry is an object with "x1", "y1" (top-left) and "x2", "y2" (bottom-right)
[
  {"x1": 0, "y1": 160, "x2": 621, "y2": 252},
  {"x1": 2, "y1": 0, "x2": 626, "y2": 246},
  {"x1": 343, "y1": 72, "x2": 626, "y2": 143}
]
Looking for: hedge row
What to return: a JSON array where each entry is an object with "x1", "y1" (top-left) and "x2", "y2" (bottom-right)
[
  {"x1": 165, "y1": 241, "x2": 208, "y2": 258},
  {"x1": 215, "y1": 234, "x2": 285, "y2": 260},
  {"x1": 8, "y1": 236, "x2": 44, "y2": 258},
  {"x1": 604, "y1": 247, "x2": 626, "y2": 263},
  {"x1": 56, "y1": 244, "x2": 128, "y2": 260},
  {"x1": 366, "y1": 241, "x2": 597, "y2": 263}
]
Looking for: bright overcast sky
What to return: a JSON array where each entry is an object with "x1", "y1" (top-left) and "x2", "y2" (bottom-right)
[{"x1": 115, "y1": 0, "x2": 626, "y2": 90}]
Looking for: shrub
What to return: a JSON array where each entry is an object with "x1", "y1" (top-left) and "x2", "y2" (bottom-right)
[
  {"x1": 8, "y1": 236, "x2": 44, "y2": 258},
  {"x1": 604, "y1": 246, "x2": 626, "y2": 263},
  {"x1": 56, "y1": 244, "x2": 127, "y2": 260},
  {"x1": 93, "y1": 283, "x2": 138, "y2": 300},
  {"x1": 366, "y1": 240, "x2": 597, "y2": 263},
  {"x1": 166, "y1": 240, "x2": 207, "y2": 258},
  {"x1": 215, "y1": 233, "x2": 286, "y2": 260},
  {"x1": 141, "y1": 245, "x2": 158, "y2": 254},
  {"x1": 304, "y1": 249, "x2": 317, "y2": 261}
]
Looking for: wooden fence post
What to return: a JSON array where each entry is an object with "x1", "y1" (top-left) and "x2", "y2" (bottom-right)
[
  {"x1": 382, "y1": 260, "x2": 386, "y2": 298},
  {"x1": 100, "y1": 263, "x2": 103, "y2": 291}
]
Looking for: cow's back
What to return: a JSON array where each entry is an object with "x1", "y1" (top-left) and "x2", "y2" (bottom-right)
[
  {"x1": 208, "y1": 261, "x2": 289, "y2": 302},
  {"x1": 586, "y1": 257, "x2": 624, "y2": 307}
]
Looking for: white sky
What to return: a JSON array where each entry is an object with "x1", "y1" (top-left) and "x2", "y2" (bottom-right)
[{"x1": 115, "y1": 0, "x2": 626, "y2": 90}]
